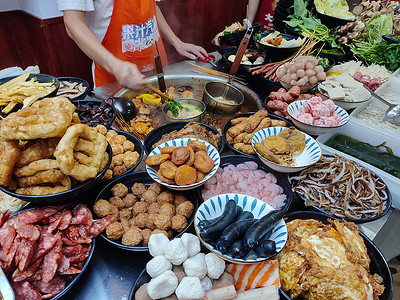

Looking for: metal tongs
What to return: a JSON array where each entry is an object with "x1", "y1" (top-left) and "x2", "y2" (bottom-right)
[{"x1": 148, "y1": 40, "x2": 166, "y2": 93}]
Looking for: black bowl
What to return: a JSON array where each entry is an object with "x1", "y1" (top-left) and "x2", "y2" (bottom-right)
[
  {"x1": 280, "y1": 211, "x2": 394, "y2": 300},
  {"x1": 94, "y1": 171, "x2": 200, "y2": 251},
  {"x1": 222, "y1": 111, "x2": 292, "y2": 156},
  {"x1": 0, "y1": 73, "x2": 59, "y2": 115},
  {"x1": 211, "y1": 38, "x2": 238, "y2": 56},
  {"x1": 72, "y1": 99, "x2": 117, "y2": 128},
  {"x1": 215, "y1": 155, "x2": 293, "y2": 213},
  {"x1": 283, "y1": 24, "x2": 304, "y2": 38},
  {"x1": 219, "y1": 23, "x2": 262, "y2": 46},
  {"x1": 56, "y1": 77, "x2": 90, "y2": 101},
  {"x1": 314, "y1": 45, "x2": 353, "y2": 63},
  {"x1": 99, "y1": 129, "x2": 144, "y2": 185},
  {"x1": 222, "y1": 49, "x2": 266, "y2": 75},
  {"x1": 0, "y1": 144, "x2": 112, "y2": 205},
  {"x1": 254, "y1": 32, "x2": 302, "y2": 62},
  {"x1": 254, "y1": 74, "x2": 284, "y2": 92},
  {"x1": 316, "y1": 11, "x2": 351, "y2": 29},
  {"x1": 291, "y1": 155, "x2": 393, "y2": 224},
  {"x1": 143, "y1": 121, "x2": 224, "y2": 155}
]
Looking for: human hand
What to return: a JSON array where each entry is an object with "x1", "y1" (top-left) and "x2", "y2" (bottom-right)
[
  {"x1": 175, "y1": 41, "x2": 208, "y2": 60},
  {"x1": 112, "y1": 60, "x2": 147, "y2": 91}
]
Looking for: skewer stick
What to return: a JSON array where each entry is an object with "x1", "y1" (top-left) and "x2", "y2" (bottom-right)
[{"x1": 189, "y1": 63, "x2": 247, "y2": 85}]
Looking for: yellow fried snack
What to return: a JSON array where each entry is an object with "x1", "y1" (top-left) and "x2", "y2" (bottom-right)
[
  {"x1": 262, "y1": 136, "x2": 290, "y2": 155},
  {"x1": 174, "y1": 165, "x2": 197, "y2": 186},
  {"x1": 145, "y1": 154, "x2": 170, "y2": 166},
  {"x1": 0, "y1": 139, "x2": 20, "y2": 187},
  {"x1": 158, "y1": 169, "x2": 176, "y2": 185},
  {"x1": 14, "y1": 159, "x2": 59, "y2": 177},
  {"x1": 278, "y1": 127, "x2": 306, "y2": 155},
  {"x1": 54, "y1": 124, "x2": 107, "y2": 181},
  {"x1": 184, "y1": 146, "x2": 195, "y2": 167},
  {"x1": 160, "y1": 146, "x2": 177, "y2": 154},
  {"x1": 193, "y1": 151, "x2": 215, "y2": 173},
  {"x1": 159, "y1": 161, "x2": 178, "y2": 180},
  {"x1": 0, "y1": 97, "x2": 75, "y2": 140},
  {"x1": 171, "y1": 147, "x2": 190, "y2": 166},
  {"x1": 15, "y1": 175, "x2": 71, "y2": 196},
  {"x1": 16, "y1": 138, "x2": 59, "y2": 167},
  {"x1": 16, "y1": 169, "x2": 66, "y2": 188},
  {"x1": 187, "y1": 140, "x2": 207, "y2": 152},
  {"x1": 233, "y1": 143, "x2": 255, "y2": 155}
]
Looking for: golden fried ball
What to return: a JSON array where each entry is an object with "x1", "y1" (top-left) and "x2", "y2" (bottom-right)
[
  {"x1": 120, "y1": 218, "x2": 130, "y2": 231},
  {"x1": 159, "y1": 203, "x2": 175, "y2": 218},
  {"x1": 93, "y1": 199, "x2": 112, "y2": 218},
  {"x1": 103, "y1": 169, "x2": 113, "y2": 180},
  {"x1": 154, "y1": 214, "x2": 172, "y2": 231},
  {"x1": 111, "y1": 183, "x2": 129, "y2": 198},
  {"x1": 171, "y1": 215, "x2": 188, "y2": 233},
  {"x1": 106, "y1": 130, "x2": 118, "y2": 139},
  {"x1": 174, "y1": 194, "x2": 188, "y2": 207},
  {"x1": 132, "y1": 182, "x2": 147, "y2": 197},
  {"x1": 123, "y1": 151, "x2": 140, "y2": 169},
  {"x1": 110, "y1": 203, "x2": 119, "y2": 221},
  {"x1": 148, "y1": 202, "x2": 161, "y2": 214},
  {"x1": 113, "y1": 165, "x2": 127, "y2": 177},
  {"x1": 151, "y1": 229, "x2": 169, "y2": 238},
  {"x1": 123, "y1": 193, "x2": 137, "y2": 208},
  {"x1": 109, "y1": 196, "x2": 124, "y2": 210},
  {"x1": 135, "y1": 213, "x2": 149, "y2": 229},
  {"x1": 123, "y1": 140, "x2": 135, "y2": 152},
  {"x1": 141, "y1": 228, "x2": 152, "y2": 246},
  {"x1": 114, "y1": 134, "x2": 127, "y2": 145},
  {"x1": 121, "y1": 228, "x2": 143, "y2": 246},
  {"x1": 129, "y1": 217, "x2": 136, "y2": 227},
  {"x1": 119, "y1": 208, "x2": 132, "y2": 220},
  {"x1": 111, "y1": 143, "x2": 124, "y2": 156},
  {"x1": 157, "y1": 191, "x2": 174, "y2": 205},
  {"x1": 141, "y1": 189, "x2": 158, "y2": 204},
  {"x1": 176, "y1": 201, "x2": 194, "y2": 218},
  {"x1": 148, "y1": 182, "x2": 163, "y2": 195},
  {"x1": 96, "y1": 125, "x2": 108, "y2": 135},
  {"x1": 112, "y1": 154, "x2": 125, "y2": 167},
  {"x1": 106, "y1": 222, "x2": 124, "y2": 240},
  {"x1": 132, "y1": 201, "x2": 149, "y2": 216},
  {"x1": 146, "y1": 213, "x2": 158, "y2": 230}
]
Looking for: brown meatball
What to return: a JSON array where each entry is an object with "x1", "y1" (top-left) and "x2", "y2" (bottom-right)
[
  {"x1": 113, "y1": 165, "x2": 127, "y2": 177},
  {"x1": 129, "y1": 217, "x2": 136, "y2": 227},
  {"x1": 171, "y1": 215, "x2": 188, "y2": 233},
  {"x1": 157, "y1": 191, "x2": 174, "y2": 205},
  {"x1": 176, "y1": 201, "x2": 194, "y2": 218},
  {"x1": 123, "y1": 193, "x2": 137, "y2": 208},
  {"x1": 123, "y1": 140, "x2": 135, "y2": 152},
  {"x1": 110, "y1": 203, "x2": 119, "y2": 221},
  {"x1": 120, "y1": 218, "x2": 131, "y2": 231},
  {"x1": 131, "y1": 182, "x2": 147, "y2": 197},
  {"x1": 159, "y1": 203, "x2": 175, "y2": 218},
  {"x1": 148, "y1": 202, "x2": 161, "y2": 214},
  {"x1": 111, "y1": 183, "x2": 129, "y2": 198},
  {"x1": 135, "y1": 213, "x2": 149, "y2": 229},
  {"x1": 141, "y1": 228, "x2": 152, "y2": 246},
  {"x1": 103, "y1": 169, "x2": 113, "y2": 180},
  {"x1": 151, "y1": 229, "x2": 169, "y2": 238},
  {"x1": 119, "y1": 208, "x2": 132, "y2": 220},
  {"x1": 96, "y1": 124, "x2": 108, "y2": 135},
  {"x1": 106, "y1": 222, "x2": 124, "y2": 240},
  {"x1": 146, "y1": 213, "x2": 158, "y2": 230},
  {"x1": 148, "y1": 182, "x2": 163, "y2": 195},
  {"x1": 109, "y1": 197, "x2": 124, "y2": 210},
  {"x1": 114, "y1": 134, "x2": 127, "y2": 144},
  {"x1": 93, "y1": 199, "x2": 112, "y2": 217},
  {"x1": 111, "y1": 143, "x2": 124, "y2": 156},
  {"x1": 174, "y1": 194, "x2": 187, "y2": 207},
  {"x1": 121, "y1": 228, "x2": 143, "y2": 246},
  {"x1": 132, "y1": 201, "x2": 149, "y2": 216},
  {"x1": 154, "y1": 214, "x2": 171, "y2": 231},
  {"x1": 141, "y1": 189, "x2": 158, "y2": 204}
]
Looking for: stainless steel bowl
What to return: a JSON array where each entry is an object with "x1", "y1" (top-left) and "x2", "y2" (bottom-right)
[
  {"x1": 202, "y1": 81, "x2": 244, "y2": 115},
  {"x1": 162, "y1": 98, "x2": 206, "y2": 123}
]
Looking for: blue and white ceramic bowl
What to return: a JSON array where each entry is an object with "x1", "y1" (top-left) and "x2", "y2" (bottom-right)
[
  {"x1": 146, "y1": 138, "x2": 220, "y2": 191},
  {"x1": 194, "y1": 193, "x2": 288, "y2": 264},
  {"x1": 252, "y1": 127, "x2": 322, "y2": 173},
  {"x1": 287, "y1": 100, "x2": 349, "y2": 136}
]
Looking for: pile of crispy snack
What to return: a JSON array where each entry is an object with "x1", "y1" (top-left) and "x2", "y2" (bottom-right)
[{"x1": 0, "y1": 97, "x2": 108, "y2": 196}]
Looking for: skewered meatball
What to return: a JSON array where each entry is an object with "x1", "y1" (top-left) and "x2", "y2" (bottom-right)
[
  {"x1": 171, "y1": 215, "x2": 188, "y2": 233},
  {"x1": 135, "y1": 213, "x2": 149, "y2": 229},
  {"x1": 176, "y1": 201, "x2": 194, "y2": 218},
  {"x1": 132, "y1": 182, "x2": 147, "y2": 197},
  {"x1": 122, "y1": 228, "x2": 143, "y2": 246},
  {"x1": 159, "y1": 203, "x2": 175, "y2": 218},
  {"x1": 106, "y1": 222, "x2": 124, "y2": 240},
  {"x1": 109, "y1": 196, "x2": 124, "y2": 210},
  {"x1": 111, "y1": 183, "x2": 129, "y2": 198},
  {"x1": 93, "y1": 199, "x2": 112, "y2": 217},
  {"x1": 174, "y1": 194, "x2": 187, "y2": 207},
  {"x1": 141, "y1": 228, "x2": 152, "y2": 246},
  {"x1": 141, "y1": 190, "x2": 158, "y2": 204},
  {"x1": 157, "y1": 191, "x2": 174, "y2": 205},
  {"x1": 132, "y1": 201, "x2": 149, "y2": 216},
  {"x1": 148, "y1": 182, "x2": 163, "y2": 195},
  {"x1": 154, "y1": 214, "x2": 172, "y2": 231},
  {"x1": 123, "y1": 193, "x2": 137, "y2": 208},
  {"x1": 146, "y1": 213, "x2": 158, "y2": 230},
  {"x1": 148, "y1": 202, "x2": 161, "y2": 214}
]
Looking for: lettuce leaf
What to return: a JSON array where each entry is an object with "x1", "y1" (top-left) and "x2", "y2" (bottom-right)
[
  {"x1": 365, "y1": 14, "x2": 393, "y2": 43},
  {"x1": 314, "y1": 0, "x2": 355, "y2": 20}
]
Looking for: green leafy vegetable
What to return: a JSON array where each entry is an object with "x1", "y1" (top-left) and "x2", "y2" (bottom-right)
[
  {"x1": 314, "y1": 0, "x2": 355, "y2": 20},
  {"x1": 365, "y1": 14, "x2": 393, "y2": 43},
  {"x1": 316, "y1": 56, "x2": 330, "y2": 67},
  {"x1": 166, "y1": 97, "x2": 182, "y2": 117},
  {"x1": 254, "y1": 32, "x2": 262, "y2": 42}
]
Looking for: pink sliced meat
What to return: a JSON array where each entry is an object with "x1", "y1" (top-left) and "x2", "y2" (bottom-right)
[
  {"x1": 31, "y1": 275, "x2": 66, "y2": 296},
  {"x1": 47, "y1": 218, "x2": 62, "y2": 234},
  {"x1": 15, "y1": 238, "x2": 35, "y2": 272},
  {"x1": 4, "y1": 236, "x2": 21, "y2": 269},
  {"x1": 12, "y1": 259, "x2": 42, "y2": 282},
  {"x1": 16, "y1": 224, "x2": 41, "y2": 241},
  {"x1": 62, "y1": 245, "x2": 83, "y2": 256},
  {"x1": 11, "y1": 281, "x2": 41, "y2": 300},
  {"x1": 61, "y1": 226, "x2": 91, "y2": 245},
  {"x1": 33, "y1": 232, "x2": 60, "y2": 261},
  {"x1": 89, "y1": 216, "x2": 113, "y2": 238},
  {"x1": 59, "y1": 266, "x2": 81, "y2": 275},
  {"x1": 0, "y1": 210, "x2": 10, "y2": 227},
  {"x1": 41, "y1": 237, "x2": 62, "y2": 283},
  {"x1": 17, "y1": 206, "x2": 65, "y2": 226},
  {"x1": 66, "y1": 251, "x2": 89, "y2": 264},
  {"x1": 0, "y1": 225, "x2": 16, "y2": 253},
  {"x1": 57, "y1": 255, "x2": 70, "y2": 274},
  {"x1": 58, "y1": 210, "x2": 72, "y2": 230},
  {"x1": 71, "y1": 204, "x2": 93, "y2": 227}
]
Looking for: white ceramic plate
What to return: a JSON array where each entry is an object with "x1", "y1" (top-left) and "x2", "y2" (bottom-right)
[
  {"x1": 195, "y1": 193, "x2": 287, "y2": 264},
  {"x1": 146, "y1": 138, "x2": 220, "y2": 191},
  {"x1": 252, "y1": 127, "x2": 322, "y2": 173}
]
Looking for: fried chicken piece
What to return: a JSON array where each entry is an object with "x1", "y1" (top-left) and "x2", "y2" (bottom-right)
[{"x1": 278, "y1": 127, "x2": 305, "y2": 155}]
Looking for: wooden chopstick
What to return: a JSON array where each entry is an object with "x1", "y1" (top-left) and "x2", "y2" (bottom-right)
[
  {"x1": 146, "y1": 83, "x2": 173, "y2": 102},
  {"x1": 189, "y1": 63, "x2": 247, "y2": 85}
]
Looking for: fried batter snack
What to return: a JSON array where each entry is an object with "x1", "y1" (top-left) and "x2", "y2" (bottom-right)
[
  {"x1": 16, "y1": 138, "x2": 59, "y2": 167},
  {"x1": 233, "y1": 143, "x2": 255, "y2": 155},
  {"x1": 187, "y1": 140, "x2": 207, "y2": 152},
  {"x1": 14, "y1": 159, "x2": 59, "y2": 177},
  {"x1": 0, "y1": 139, "x2": 20, "y2": 187},
  {"x1": 160, "y1": 146, "x2": 177, "y2": 154},
  {"x1": 0, "y1": 97, "x2": 75, "y2": 140},
  {"x1": 171, "y1": 147, "x2": 190, "y2": 166},
  {"x1": 278, "y1": 127, "x2": 306, "y2": 155},
  {"x1": 15, "y1": 175, "x2": 71, "y2": 195},
  {"x1": 184, "y1": 146, "x2": 195, "y2": 166},
  {"x1": 193, "y1": 151, "x2": 215, "y2": 173},
  {"x1": 145, "y1": 154, "x2": 170, "y2": 166},
  {"x1": 158, "y1": 170, "x2": 176, "y2": 185},
  {"x1": 16, "y1": 169, "x2": 66, "y2": 187},
  {"x1": 175, "y1": 165, "x2": 197, "y2": 186},
  {"x1": 159, "y1": 161, "x2": 178, "y2": 180},
  {"x1": 54, "y1": 124, "x2": 107, "y2": 181}
]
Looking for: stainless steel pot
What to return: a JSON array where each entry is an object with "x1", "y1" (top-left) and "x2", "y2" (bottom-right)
[
  {"x1": 162, "y1": 98, "x2": 206, "y2": 123},
  {"x1": 202, "y1": 81, "x2": 244, "y2": 115}
]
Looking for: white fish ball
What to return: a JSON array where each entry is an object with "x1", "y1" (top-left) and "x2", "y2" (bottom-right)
[
  {"x1": 309, "y1": 76, "x2": 318, "y2": 84},
  {"x1": 284, "y1": 62, "x2": 291, "y2": 69},
  {"x1": 281, "y1": 74, "x2": 292, "y2": 84},
  {"x1": 295, "y1": 61, "x2": 305, "y2": 70},
  {"x1": 290, "y1": 64, "x2": 297, "y2": 73},
  {"x1": 314, "y1": 65, "x2": 324, "y2": 73},
  {"x1": 290, "y1": 79, "x2": 297, "y2": 85},
  {"x1": 316, "y1": 72, "x2": 326, "y2": 81},
  {"x1": 297, "y1": 78, "x2": 307, "y2": 86},
  {"x1": 305, "y1": 69, "x2": 315, "y2": 77},
  {"x1": 296, "y1": 69, "x2": 305, "y2": 77},
  {"x1": 290, "y1": 73, "x2": 298, "y2": 81},
  {"x1": 306, "y1": 62, "x2": 315, "y2": 70}
]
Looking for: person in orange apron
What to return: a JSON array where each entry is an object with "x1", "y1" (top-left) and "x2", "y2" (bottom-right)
[
  {"x1": 59, "y1": 0, "x2": 208, "y2": 91},
  {"x1": 247, "y1": 0, "x2": 278, "y2": 31}
]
